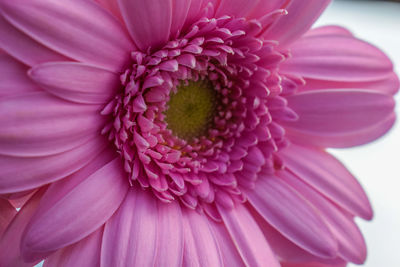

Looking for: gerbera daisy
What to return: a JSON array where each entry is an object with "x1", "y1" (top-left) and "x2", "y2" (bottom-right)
[{"x1": 0, "y1": 0, "x2": 398, "y2": 266}]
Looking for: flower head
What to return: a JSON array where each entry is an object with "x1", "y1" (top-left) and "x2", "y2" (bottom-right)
[{"x1": 0, "y1": 0, "x2": 398, "y2": 266}]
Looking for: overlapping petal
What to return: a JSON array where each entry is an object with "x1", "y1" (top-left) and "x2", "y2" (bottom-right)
[
  {"x1": 0, "y1": 92, "x2": 106, "y2": 157},
  {"x1": 117, "y1": 0, "x2": 172, "y2": 51},
  {"x1": 0, "y1": 0, "x2": 134, "y2": 71},
  {"x1": 282, "y1": 89, "x2": 395, "y2": 148},
  {"x1": 21, "y1": 158, "x2": 127, "y2": 262},
  {"x1": 278, "y1": 144, "x2": 373, "y2": 220},
  {"x1": 29, "y1": 62, "x2": 121, "y2": 104}
]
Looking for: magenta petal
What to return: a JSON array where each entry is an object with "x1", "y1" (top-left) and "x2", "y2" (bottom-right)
[
  {"x1": 282, "y1": 89, "x2": 395, "y2": 148},
  {"x1": 21, "y1": 158, "x2": 128, "y2": 262},
  {"x1": 282, "y1": 262, "x2": 346, "y2": 267},
  {"x1": 0, "y1": 138, "x2": 107, "y2": 194},
  {"x1": 281, "y1": 34, "x2": 394, "y2": 82},
  {"x1": 101, "y1": 188, "x2": 157, "y2": 267},
  {"x1": 247, "y1": 176, "x2": 338, "y2": 259},
  {"x1": 216, "y1": 0, "x2": 259, "y2": 18},
  {"x1": 0, "y1": 15, "x2": 68, "y2": 66},
  {"x1": 0, "y1": 93, "x2": 105, "y2": 157},
  {"x1": 182, "y1": 208, "x2": 224, "y2": 266},
  {"x1": 0, "y1": 0, "x2": 134, "y2": 71},
  {"x1": 278, "y1": 144, "x2": 373, "y2": 220},
  {"x1": 304, "y1": 25, "x2": 353, "y2": 38},
  {"x1": 302, "y1": 72, "x2": 399, "y2": 96},
  {"x1": 280, "y1": 171, "x2": 367, "y2": 264},
  {"x1": 101, "y1": 188, "x2": 183, "y2": 267},
  {"x1": 170, "y1": 0, "x2": 191, "y2": 38},
  {"x1": 154, "y1": 201, "x2": 184, "y2": 266},
  {"x1": 29, "y1": 62, "x2": 120, "y2": 104},
  {"x1": 118, "y1": 0, "x2": 172, "y2": 51},
  {"x1": 0, "y1": 53, "x2": 38, "y2": 97},
  {"x1": 0, "y1": 189, "x2": 45, "y2": 266},
  {"x1": 0, "y1": 198, "x2": 16, "y2": 236},
  {"x1": 44, "y1": 228, "x2": 103, "y2": 267},
  {"x1": 263, "y1": 0, "x2": 331, "y2": 48},
  {"x1": 208, "y1": 220, "x2": 246, "y2": 267},
  {"x1": 95, "y1": 0, "x2": 124, "y2": 22},
  {"x1": 217, "y1": 204, "x2": 280, "y2": 267}
]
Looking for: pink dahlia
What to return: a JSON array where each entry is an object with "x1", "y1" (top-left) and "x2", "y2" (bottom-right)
[{"x1": 0, "y1": 0, "x2": 398, "y2": 266}]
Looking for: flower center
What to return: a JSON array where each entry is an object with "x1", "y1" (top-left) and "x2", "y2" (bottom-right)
[{"x1": 165, "y1": 80, "x2": 217, "y2": 141}]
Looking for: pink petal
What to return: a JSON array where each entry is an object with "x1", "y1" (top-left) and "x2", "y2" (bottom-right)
[
  {"x1": 101, "y1": 188, "x2": 183, "y2": 267},
  {"x1": 304, "y1": 25, "x2": 353, "y2": 37},
  {"x1": 282, "y1": 89, "x2": 395, "y2": 148},
  {"x1": 216, "y1": 0, "x2": 259, "y2": 18},
  {"x1": 21, "y1": 158, "x2": 128, "y2": 262},
  {"x1": 247, "y1": 176, "x2": 338, "y2": 258},
  {"x1": 0, "y1": 15, "x2": 68, "y2": 66},
  {"x1": 248, "y1": 0, "x2": 291, "y2": 20},
  {"x1": 279, "y1": 170, "x2": 367, "y2": 264},
  {"x1": 44, "y1": 228, "x2": 103, "y2": 267},
  {"x1": 0, "y1": 92, "x2": 106, "y2": 157},
  {"x1": 170, "y1": 0, "x2": 191, "y2": 38},
  {"x1": 182, "y1": 208, "x2": 224, "y2": 266},
  {"x1": 29, "y1": 62, "x2": 120, "y2": 104},
  {"x1": 263, "y1": 0, "x2": 331, "y2": 48},
  {"x1": 301, "y1": 72, "x2": 399, "y2": 96},
  {"x1": 0, "y1": 0, "x2": 134, "y2": 71},
  {"x1": 281, "y1": 262, "x2": 346, "y2": 267},
  {"x1": 0, "y1": 189, "x2": 45, "y2": 266},
  {"x1": 278, "y1": 144, "x2": 373, "y2": 220},
  {"x1": 217, "y1": 204, "x2": 280, "y2": 267},
  {"x1": 249, "y1": 205, "x2": 346, "y2": 265},
  {"x1": 0, "y1": 137, "x2": 108, "y2": 194},
  {"x1": 281, "y1": 34, "x2": 394, "y2": 82},
  {"x1": 118, "y1": 0, "x2": 172, "y2": 51},
  {"x1": 0, "y1": 198, "x2": 16, "y2": 236},
  {"x1": 0, "y1": 53, "x2": 38, "y2": 97},
  {"x1": 154, "y1": 200, "x2": 184, "y2": 267},
  {"x1": 208, "y1": 220, "x2": 246, "y2": 267},
  {"x1": 95, "y1": 0, "x2": 124, "y2": 22}
]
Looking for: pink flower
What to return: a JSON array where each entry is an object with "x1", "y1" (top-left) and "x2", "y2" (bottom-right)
[{"x1": 0, "y1": 0, "x2": 398, "y2": 266}]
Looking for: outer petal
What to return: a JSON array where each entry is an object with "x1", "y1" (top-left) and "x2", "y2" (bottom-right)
[
  {"x1": 0, "y1": 189, "x2": 45, "y2": 267},
  {"x1": 0, "y1": 0, "x2": 134, "y2": 71},
  {"x1": 282, "y1": 89, "x2": 395, "y2": 148},
  {"x1": 0, "y1": 92, "x2": 106, "y2": 157},
  {"x1": 208, "y1": 220, "x2": 246, "y2": 267},
  {"x1": 216, "y1": 0, "x2": 260, "y2": 18},
  {"x1": 278, "y1": 144, "x2": 373, "y2": 220},
  {"x1": 29, "y1": 62, "x2": 121, "y2": 104},
  {"x1": 21, "y1": 158, "x2": 128, "y2": 262},
  {"x1": 182, "y1": 208, "x2": 224, "y2": 266},
  {"x1": 281, "y1": 262, "x2": 346, "y2": 267},
  {"x1": 0, "y1": 198, "x2": 16, "y2": 236},
  {"x1": 304, "y1": 25, "x2": 353, "y2": 37},
  {"x1": 170, "y1": 0, "x2": 191, "y2": 38},
  {"x1": 117, "y1": 0, "x2": 172, "y2": 51},
  {"x1": 280, "y1": 170, "x2": 367, "y2": 264},
  {"x1": 247, "y1": 176, "x2": 338, "y2": 259},
  {"x1": 44, "y1": 228, "x2": 103, "y2": 267},
  {"x1": 95, "y1": 0, "x2": 124, "y2": 22},
  {"x1": 263, "y1": 0, "x2": 331, "y2": 48},
  {"x1": 0, "y1": 138, "x2": 107, "y2": 194},
  {"x1": 0, "y1": 53, "x2": 38, "y2": 97},
  {"x1": 101, "y1": 188, "x2": 184, "y2": 267},
  {"x1": 0, "y1": 15, "x2": 68, "y2": 66},
  {"x1": 302, "y1": 73, "x2": 399, "y2": 96},
  {"x1": 217, "y1": 204, "x2": 280, "y2": 267},
  {"x1": 281, "y1": 34, "x2": 394, "y2": 82}
]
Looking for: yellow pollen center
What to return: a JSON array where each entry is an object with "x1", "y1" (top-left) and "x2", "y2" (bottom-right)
[{"x1": 165, "y1": 80, "x2": 217, "y2": 141}]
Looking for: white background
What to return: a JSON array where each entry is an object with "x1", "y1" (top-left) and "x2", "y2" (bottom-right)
[{"x1": 316, "y1": 1, "x2": 400, "y2": 266}]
